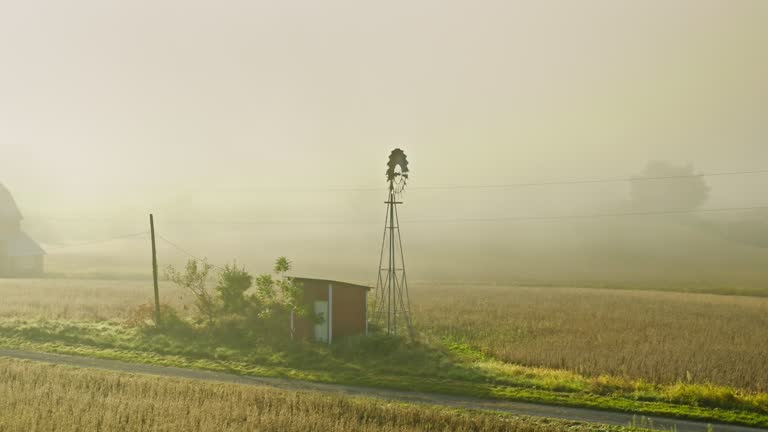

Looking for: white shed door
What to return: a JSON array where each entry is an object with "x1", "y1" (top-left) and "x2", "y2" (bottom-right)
[{"x1": 314, "y1": 301, "x2": 329, "y2": 343}]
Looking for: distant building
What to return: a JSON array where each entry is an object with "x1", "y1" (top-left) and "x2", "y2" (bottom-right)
[
  {"x1": 291, "y1": 277, "x2": 370, "y2": 344},
  {"x1": 0, "y1": 183, "x2": 45, "y2": 277}
]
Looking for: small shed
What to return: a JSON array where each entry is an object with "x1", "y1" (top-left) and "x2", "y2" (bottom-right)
[{"x1": 291, "y1": 277, "x2": 370, "y2": 344}]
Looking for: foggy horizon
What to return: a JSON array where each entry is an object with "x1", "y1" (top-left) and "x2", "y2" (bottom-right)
[
  {"x1": 2, "y1": 0, "x2": 767, "y2": 285},
  {"x1": 3, "y1": 5, "x2": 768, "y2": 430}
]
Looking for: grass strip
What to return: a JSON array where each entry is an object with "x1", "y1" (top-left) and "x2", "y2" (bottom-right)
[{"x1": 0, "y1": 335, "x2": 766, "y2": 428}]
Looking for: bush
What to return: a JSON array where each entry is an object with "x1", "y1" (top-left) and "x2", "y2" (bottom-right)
[
  {"x1": 165, "y1": 260, "x2": 216, "y2": 326},
  {"x1": 216, "y1": 264, "x2": 253, "y2": 314},
  {"x1": 126, "y1": 303, "x2": 191, "y2": 336},
  {"x1": 157, "y1": 257, "x2": 309, "y2": 348}
]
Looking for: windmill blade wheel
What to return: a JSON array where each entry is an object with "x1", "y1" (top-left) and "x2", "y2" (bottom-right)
[{"x1": 386, "y1": 148, "x2": 409, "y2": 193}]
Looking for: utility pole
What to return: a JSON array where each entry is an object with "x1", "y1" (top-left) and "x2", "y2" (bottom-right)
[{"x1": 150, "y1": 214, "x2": 161, "y2": 327}]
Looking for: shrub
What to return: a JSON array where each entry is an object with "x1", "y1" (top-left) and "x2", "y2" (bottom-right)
[
  {"x1": 166, "y1": 260, "x2": 216, "y2": 326},
  {"x1": 216, "y1": 264, "x2": 253, "y2": 314},
  {"x1": 126, "y1": 303, "x2": 185, "y2": 330}
]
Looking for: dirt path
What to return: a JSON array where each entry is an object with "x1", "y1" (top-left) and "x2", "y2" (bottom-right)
[{"x1": 0, "y1": 348, "x2": 764, "y2": 432}]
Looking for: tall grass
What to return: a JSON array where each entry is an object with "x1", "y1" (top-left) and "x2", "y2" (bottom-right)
[
  {"x1": 0, "y1": 279, "x2": 188, "y2": 320},
  {"x1": 412, "y1": 285, "x2": 768, "y2": 392},
  {"x1": 0, "y1": 358, "x2": 611, "y2": 432}
]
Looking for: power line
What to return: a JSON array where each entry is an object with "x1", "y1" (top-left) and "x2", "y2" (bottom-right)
[
  {"x1": 165, "y1": 205, "x2": 768, "y2": 227},
  {"x1": 377, "y1": 169, "x2": 768, "y2": 192},
  {"x1": 45, "y1": 231, "x2": 149, "y2": 250},
  {"x1": 138, "y1": 168, "x2": 768, "y2": 195},
  {"x1": 156, "y1": 234, "x2": 222, "y2": 269},
  {"x1": 404, "y1": 205, "x2": 768, "y2": 224},
  {"x1": 22, "y1": 170, "x2": 768, "y2": 225},
  {"x1": 167, "y1": 219, "x2": 368, "y2": 226}
]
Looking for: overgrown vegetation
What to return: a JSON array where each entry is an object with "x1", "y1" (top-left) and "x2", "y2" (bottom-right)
[{"x1": 161, "y1": 257, "x2": 309, "y2": 344}]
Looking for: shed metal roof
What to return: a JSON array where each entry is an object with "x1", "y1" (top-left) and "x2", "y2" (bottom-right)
[{"x1": 292, "y1": 277, "x2": 371, "y2": 291}]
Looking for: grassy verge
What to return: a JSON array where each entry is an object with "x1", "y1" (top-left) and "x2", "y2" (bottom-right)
[{"x1": 0, "y1": 319, "x2": 766, "y2": 428}]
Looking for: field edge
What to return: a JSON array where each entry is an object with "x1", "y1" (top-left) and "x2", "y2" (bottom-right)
[{"x1": 0, "y1": 336, "x2": 766, "y2": 429}]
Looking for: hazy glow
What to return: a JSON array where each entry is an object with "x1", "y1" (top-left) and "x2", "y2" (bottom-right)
[{"x1": 1, "y1": 1, "x2": 767, "y2": 284}]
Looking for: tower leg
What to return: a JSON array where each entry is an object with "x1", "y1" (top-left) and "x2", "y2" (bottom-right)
[{"x1": 373, "y1": 190, "x2": 413, "y2": 337}]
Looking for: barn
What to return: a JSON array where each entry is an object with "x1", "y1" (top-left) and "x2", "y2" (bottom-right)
[
  {"x1": 0, "y1": 183, "x2": 45, "y2": 277},
  {"x1": 291, "y1": 277, "x2": 370, "y2": 344}
]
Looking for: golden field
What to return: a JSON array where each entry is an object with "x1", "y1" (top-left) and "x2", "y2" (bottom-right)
[
  {"x1": 0, "y1": 358, "x2": 604, "y2": 432},
  {"x1": 413, "y1": 285, "x2": 768, "y2": 392}
]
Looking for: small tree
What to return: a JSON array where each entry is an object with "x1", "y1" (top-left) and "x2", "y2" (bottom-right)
[
  {"x1": 272, "y1": 256, "x2": 307, "y2": 317},
  {"x1": 216, "y1": 263, "x2": 253, "y2": 314},
  {"x1": 242, "y1": 257, "x2": 310, "y2": 340},
  {"x1": 274, "y1": 256, "x2": 291, "y2": 275},
  {"x1": 166, "y1": 259, "x2": 215, "y2": 326}
]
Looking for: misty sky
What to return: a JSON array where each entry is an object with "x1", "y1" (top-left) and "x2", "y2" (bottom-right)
[{"x1": 2, "y1": 1, "x2": 768, "y2": 282}]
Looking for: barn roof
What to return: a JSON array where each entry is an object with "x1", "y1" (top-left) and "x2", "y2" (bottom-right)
[
  {"x1": 5, "y1": 231, "x2": 45, "y2": 257},
  {"x1": 292, "y1": 277, "x2": 371, "y2": 291},
  {"x1": 0, "y1": 182, "x2": 23, "y2": 221}
]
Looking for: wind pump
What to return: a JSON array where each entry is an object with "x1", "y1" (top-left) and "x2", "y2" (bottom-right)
[{"x1": 372, "y1": 149, "x2": 414, "y2": 337}]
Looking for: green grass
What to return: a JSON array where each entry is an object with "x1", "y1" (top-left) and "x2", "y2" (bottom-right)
[{"x1": 0, "y1": 318, "x2": 766, "y2": 428}]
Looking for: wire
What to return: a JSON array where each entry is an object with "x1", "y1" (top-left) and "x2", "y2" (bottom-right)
[
  {"x1": 403, "y1": 205, "x2": 768, "y2": 224},
  {"x1": 165, "y1": 205, "x2": 768, "y2": 227},
  {"x1": 44, "y1": 231, "x2": 149, "y2": 250},
  {"x1": 130, "y1": 168, "x2": 768, "y2": 195},
  {"x1": 156, "y1": 234, "x2": 222, "y2": 269},
  {"x1": 352, "y1": 169, "x2": 768, "y2": 192},
  {"x1": 167, "y1": 219, "x2": 369, "y2": 226}
]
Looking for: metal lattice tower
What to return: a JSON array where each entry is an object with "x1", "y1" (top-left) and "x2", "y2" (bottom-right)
[{"x1": 372, "y1": 149, "x2": 414, "y2": 337}]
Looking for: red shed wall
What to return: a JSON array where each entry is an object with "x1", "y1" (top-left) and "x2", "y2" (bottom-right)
[
  {"x1": 331, "y1": 282, "x2": 367, "y2": 338},
  {"x1": 294, "y1": 280, "x2": 327, "y2": 341},
  {"x1": 293, "y1": 279, "x2": 367, "y2": 342}
]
